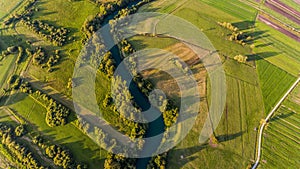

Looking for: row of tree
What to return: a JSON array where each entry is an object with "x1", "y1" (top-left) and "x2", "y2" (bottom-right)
[
  {"x1": 234, "y1": 54, "x2": 248, "y2": 63},
  {"x1": 20, "y1": 19, "x2": 69, "y2": 46},
  {"x1": 0, "y1": 123, "x2": 43, "y2": 169},
  {"x1": 217, "y1": 21, "x2": 253, "y2": 47},
  {"x1": 82, "y1": 0, "x2": 143, "y2": 40},
  {"x1": 32, "y1": 135, "x2": 87, "y2": 169},
  {"x1": 19, "y1": 81, "x2": 71, "y2": 127},
  {"x1": 99, "y1": 52, "x2": 116, "y2": 78},
  {"x1": 30, "y1": 47, "x2": 61, "y2": 72},
  {"x1": 147, "y1": 153, "x2": 167, "y2": 169},
  {"x1": 45, "y1": 102, "x2": 70, "y2": 127}
]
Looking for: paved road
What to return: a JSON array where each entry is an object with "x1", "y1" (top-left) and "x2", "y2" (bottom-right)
[{"x1": 252, "y1": 77, "x2": 300, "y2": 169}]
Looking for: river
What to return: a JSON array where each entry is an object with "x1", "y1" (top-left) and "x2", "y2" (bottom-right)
[{"x1": 100, "y1": 3, "x2": 165, "y2": 169}]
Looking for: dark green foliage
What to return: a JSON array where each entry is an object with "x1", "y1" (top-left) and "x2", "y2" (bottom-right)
[
  {"x1": 20, "y1": 19, "x2": 69, "y2": 46},
  {"x1": 27, "y1": 47, "x2": 61, "y2": 71},
  {"x1": 99, "y1": 52, "x2": 115, "y2": 78},
  {"x1": 217, "y1": 21, "x2": 252, "y2": 46},
  {"x1": 14, "y1": 125, "x2": 26, "y2": 137},
  {"x1": 16, "y1": 46, "x2": 25, "y2": 64},
  {"x1": 110, "y1": 76, "x2": 147, "y2": 139},
  {"x1": 45, "y1": 103, "x2": 69, "y2": 127},
  {"x1": 82, "y1": 0, "x2": 145, "y2": 39},
  {"x1": 32, "y1": 47, "x2": 47, "y2": 65},
  {"x1": 0, "y1": 123, "x2": 43, "y2": 168},
  {"x1": 147, "y1": 153, "x2": 167, "y2": 169},
  {"x1": 19, "y1": 81, "x2": 32, "y2": 93},
  {"x1": 7, "y1": 46, "x2": 18, "y2": 53},
  {"x1": 19, "y1": 80, "x2": 71, "y2": 127},
  {"x1": 7, "y1": 75, "x2": 21, "y2": 90},
  {"x1": 103, "y1": 94, "x2": 113, "y2": 108},
  {"x1": 104, "y1": 153, "x2": 136, "y2": 169},
  {"x1": 33, "y1": 135, "x2": 86, "y2": 169}
]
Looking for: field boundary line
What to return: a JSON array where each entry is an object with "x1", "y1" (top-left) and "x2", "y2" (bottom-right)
[{"x1": 252, "y1": 77, "x2": 300, "y2": 169}]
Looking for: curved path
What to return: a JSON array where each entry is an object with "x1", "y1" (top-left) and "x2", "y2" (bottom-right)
[{"x1": 252, "y1": 77, "x2": 300, "y2": 169}]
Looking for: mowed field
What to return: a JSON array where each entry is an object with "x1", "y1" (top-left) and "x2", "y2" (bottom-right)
[
  {"x1": 6, "y1": 93, "x2": 107, "y2": 168},
  {"x1": 260, "y1": 84, "x2": 300, "y2": 168},
  {"x1": 135, "y1": 0, "x2": 266, "y2": 168},
  {"x1": 167, "y1": 59, "x2": 264, "y2": 169},
  {"x1": 253, "y1": 21, "x2": 300, "y2": 76},
  {"x1": 256, "y1": 59, "x2": 296, "y2": 113}
]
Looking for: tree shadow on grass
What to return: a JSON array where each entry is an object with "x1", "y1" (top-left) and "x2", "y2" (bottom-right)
[
  {"x1": 255, "y1": 42, "x2": 273, "y2": 48},
  {"x1": 269, "y1": 111, "x2": 295, "y2": 122},
  {"x1": 246, "y1": 52, "x2": 281, "y2": 61},
  {"x1": 216, "y1": 131, "x2": 245, "y2": 143},
  {"x1": 232, "y1": 20, "x2": 255, "y2": 30},
  {"x1": 0, "y1": 92, "x2": 27, "y2": 107},
  {"x1": 167, "y1": 144, "x2": 208, "y2": 168}
]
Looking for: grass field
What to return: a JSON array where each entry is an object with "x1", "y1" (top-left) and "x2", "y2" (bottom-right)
[
  {"x1": 256, "y1": 59, "x2": 296, "y2": 114},
  {"x1": 0, "y1": 55, "x2": 16, "y2": 89},
  {"x1": 139, "y1": 0, "x2": 258, "y2": 61},
  {"x1": 0, "y1": 0, "x2": 22, "y2": 20},
  {"x1": 133, "y1": 0, "x2": 266, "y2": 168},
  {"x1": 260, "y1": 84, "x2": 300, "y2": 168},
  {"x1": 21, "y1": 0, "x2": 99, "y2": 94},
  {"x1": 253, "y1": 21, "x2": 300, "y2": 76},
  {"x1": 7, "y1": 93, "x2": 107, "y2": 168},
  {"x1": 167, "y1": 59, "x2": 264, "y2": 168}
]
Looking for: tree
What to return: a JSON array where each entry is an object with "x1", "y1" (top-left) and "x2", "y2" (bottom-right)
[
  {"x1": 15, "y1": 125, "x2": 26, "y2": 137},
  {"x1": 234, "y1": 54, "x2": 248, "y2": 63}
]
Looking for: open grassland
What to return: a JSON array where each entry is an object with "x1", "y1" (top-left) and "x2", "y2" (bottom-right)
[
  {"x1": 7, "y1": 93, "x2": 106, "y2": 168},
  {"x1": 139, "y1": 0, "x2": 258, "y2": 61},
  {"x1": 253, "y1": 21, "x2": 300, "y2": 76},
  {"x1": 200, "y1": 0, "x2": 257, "y2": 21},
  {"x1": 260, "y1": 85, "x2": 300, "y2": 168},
  {"x1": 0, "y1": 0, "x2": 22, "y2": 20},
  {"x1": 22, "y1": 0, "x2": 99, "y2": 93},
  {"x1": 134, "y1": 0, "x2": 266, "y2": 168},
  {"x1": 167, "y1": 60, "x2": 264, "y2": 168},
  {"x1": 256, "y1": 59, "x2": 296, "y2": 114},
  {"x1": 0, "y1": 55, "x2": 17, "y2": 89}
]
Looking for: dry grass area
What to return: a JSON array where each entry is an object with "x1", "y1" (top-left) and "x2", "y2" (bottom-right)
[{"x1": 140, "y1": 43, "x2": 208, "y2": 104}]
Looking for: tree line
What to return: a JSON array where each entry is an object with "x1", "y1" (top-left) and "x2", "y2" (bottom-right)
[
  {"x1": 217, "y1": 21, "x2": 254, "y2": 47},
  {"x1": 0, "y1": 123, "x2": 44, "y2": 169},
  {"x1": 32, "y1": 135, "x2": 87, "y2": 169},
  {"x1": 30, "y1": 47, "x2": 61, "y2": 72},
  {"x1": 19, "y1": 81, "x2": 70, "y2": 127},
  {"x1": 81, "y1": 0, "x2": 146, "y2": 40},
  {"x1": 20, "y1": 19, "x2": 69, "y2": 46}
]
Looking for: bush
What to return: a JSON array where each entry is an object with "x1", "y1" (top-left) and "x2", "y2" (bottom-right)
[{"x1": 14, "y1": 125, "x2": 26, "y2": 137}]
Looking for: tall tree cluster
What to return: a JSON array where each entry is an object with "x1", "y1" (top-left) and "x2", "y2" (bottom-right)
[
  {"x1": 20, "y1": 19, "x2": 69, "y2": 46},
  {"x1": 0, "y1": 123, "x2": 44, "y2": 169}
]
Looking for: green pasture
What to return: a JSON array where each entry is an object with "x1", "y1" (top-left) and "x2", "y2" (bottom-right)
[
  {"x1": 7, "y1": 93, "x2": 107, "y2": 168},
  {"x1": 256, "y1": 59, "x2": 296, "y2": 113},
  {"x1": 260, "y1": 85, "x2": 300, "y2": 168},
  {"x1": 21, "y1": 0, "x2": 99, "y2": 93},
  {"x1": 0, "y1": 0, "x2": 23, "y2": 20}
]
